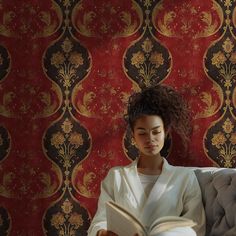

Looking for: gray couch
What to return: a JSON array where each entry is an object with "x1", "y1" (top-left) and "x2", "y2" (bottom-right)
[{"x1": 194, "y1": 167, "x2": 236, "y2": 236}]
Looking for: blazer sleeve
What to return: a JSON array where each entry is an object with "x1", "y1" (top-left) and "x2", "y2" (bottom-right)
[
  {"x1": 87, "y1": 168, "x2": 119, "y2": 236},
  {"x1": 181, "y1": 171, "x2": 206, "y2": 236}
]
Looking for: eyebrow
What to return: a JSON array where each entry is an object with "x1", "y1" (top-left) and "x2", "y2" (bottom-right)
[{"x1": 136, "y1": 126, "x2": 161, "y2": 130}]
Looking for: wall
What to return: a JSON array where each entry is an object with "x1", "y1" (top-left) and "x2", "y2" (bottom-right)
[{"x1": 0, "y1": 0, "x2": 235, "y2": 235}]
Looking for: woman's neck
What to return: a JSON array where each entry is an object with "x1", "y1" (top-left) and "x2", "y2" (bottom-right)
[{"x1": 137, "y1": 155, "x2": 163, "y2": 175}]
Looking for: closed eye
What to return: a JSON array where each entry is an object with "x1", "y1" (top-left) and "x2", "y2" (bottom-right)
[
  {"x1": 138, "y1": 133, "x2": 146, "y2": 136},
  {"x1": 152, "y1": 130, "x2": 161, "y2": 135}
]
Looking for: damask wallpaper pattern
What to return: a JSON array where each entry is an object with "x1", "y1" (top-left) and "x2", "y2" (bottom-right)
[{"x1": 0, "y1": 0, "x2": 235, "y2": 235}]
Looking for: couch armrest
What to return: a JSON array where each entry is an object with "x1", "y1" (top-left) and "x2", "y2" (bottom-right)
[{"x1": 194, "y1": 168, "x2": 236, "y2": 236}]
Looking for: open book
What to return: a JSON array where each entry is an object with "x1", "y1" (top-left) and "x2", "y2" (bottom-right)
[{"x1": 106, "y1": 201, "x2": 196, "y2": 236}]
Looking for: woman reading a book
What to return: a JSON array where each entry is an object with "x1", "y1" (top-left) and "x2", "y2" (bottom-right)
[{"x1": 88, "y1": 84, "x2": 206, "y2": 236}]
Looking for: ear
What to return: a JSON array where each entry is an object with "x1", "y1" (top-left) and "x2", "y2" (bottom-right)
[{"x1": 130, "y1": 131, "x2": 136, "y2": 146}]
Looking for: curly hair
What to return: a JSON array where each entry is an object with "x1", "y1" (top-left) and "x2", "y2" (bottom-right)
[{"x1": 125, "y1": 84, "x2": 192, "y2": 144}]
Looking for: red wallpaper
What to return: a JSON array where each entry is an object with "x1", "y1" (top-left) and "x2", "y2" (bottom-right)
[{"x1": 0, "y1": 0, "x2": 235, "y2": 235}]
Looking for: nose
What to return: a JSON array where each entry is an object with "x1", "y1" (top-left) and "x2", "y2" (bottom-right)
[{"x1": 147, "y1": 132, "x2": 155, "y2": 142}]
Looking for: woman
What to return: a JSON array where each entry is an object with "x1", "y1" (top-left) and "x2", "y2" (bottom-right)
[{"x1": 88, "y1": 84, "x2": 206, "y2": 236}]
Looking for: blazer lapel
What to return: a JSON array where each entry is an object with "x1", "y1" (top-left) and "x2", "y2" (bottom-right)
[{"x1": 122, "y1": 160, "x2": 147, "y2": 209}]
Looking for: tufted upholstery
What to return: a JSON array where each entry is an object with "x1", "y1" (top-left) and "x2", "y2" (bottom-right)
[{"x1": 194, "y1": 168, "x2": 236, "y2": 236}]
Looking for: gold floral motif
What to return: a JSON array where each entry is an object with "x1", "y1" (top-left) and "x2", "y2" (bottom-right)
[
  {"x1": 61, "y1": 199, "x2": 73, "y2": 214},
  {"x1": 142, "y1": 38, "x2": 153, "y2": 53},
  {"x1": 68, "y1": 213, "x2": 83, "y2": 228},
  {"x1": 62, "y1": 37, "x2": 73, "y2": 53},
  {"x1": 51, "y1": 52, "x2": 65, "y2": 68},
  {"x1": 68, "y1": 132, "x2": 83, "y2": 148},
  {"x1": 211, "y1": 38, "x2": 236, "y2": 89},
  {"x1": 69, "y1": 53, "x2": 84, "y2": 68},
  {"x1": 224, "y1": 0, "x2": 232, "y2": 7},
  {"x1": 50, "y1": 38, "x2": 85, "y2": 89},
  {"x1": 130, "y1": 39, "x2": 165, "y2": 86},
  {"x1": 230, "y1": 133, "x2": 236, "y2": 145},
  {"x1": 61, "y1": 118, "x2": 73, "y2": 134},
  {"x1": 51, "y1": 132, "x2": 65, "y2": 148},
  {"x1": 222, "y1": 118, "x2": 234, "y2": 133},
  {"x1": 51, "y1": 212, "x2": 65, "y2": 229},
  {"x1": 223, "y1": 38, "x2": 234, "y2": 53},
  {"x1": 51, "y1": 199, "x2": 84, "y2": 236},
  {"x1": 230, "y1": 52, "x2": 236, "y2": 64},
  {"x1": 61, "y1": 0, "x2": 71, "y2": 7},
  {"x1": 50, "y1": 119, "x2": 84, "y2": 170},
  {"x1": 211, "y1": 51, "x2": 226, "y2": 68},
  {"x1": 211, "y1": 122, "x2": 236, "y2": 167},
  {"x1": 141, "y1": 0, "x2": 155, "y2": 8},
  {"x1": 149, "y1": 52, "x2": 164, "y2": 67},
  {"x1": 131, "y1": 51, "x2": 145, "y2": 68},
  {"x1": 211, "y1": 132, "x2": 226, "y2": 148}
]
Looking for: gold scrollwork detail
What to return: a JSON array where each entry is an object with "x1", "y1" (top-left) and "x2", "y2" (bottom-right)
[
  {"x1": 72, "y1": 83, "x2": 130, "y2": 118},
  {"x1": 153, "y1": 0, "x2": 223, "y2": 38},
  {"x1": 0, "y1": 1, "x2": 62, "y2": 38},
  {"x1": 233, "y1": 87, "x2": 236, "y2": 109},
  {"x1": 233, "y1": 5, "x2": 236, "y2": 29},
  {"x1": 35, "y1": 84, "x2": 62, "y2": 118},
  {"x1": 72, "y1": 165, "x2": 97, "y2": 198},
  {"x1": 72, "y1": 84, "x2": 96, "y2": 118},
  {"x1": 35, "y1": 164, "x2": 62, "y2": 199},
  {"x1": 0, "y1": 83, "x2": 61, "y2": 118},
  {"x1": 51, "y1": 199, "x2": 84, "y2": 236},
  {"x1": 72, "y1": 0, "x2": 143, "y2": 38},
  {"x1": 195, "y1": 91, "x2": 220, "y2": 119},
  {"x1": 0, "y1": 164, "x2": 60, "y2": 198},
  {"x1": 211, "y1": 118, "x2": 236, "y2": 167}
]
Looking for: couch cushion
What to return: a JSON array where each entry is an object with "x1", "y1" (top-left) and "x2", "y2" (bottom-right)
[{"x1": 194, "y1": 168, "x2": 236, "y2": 236}]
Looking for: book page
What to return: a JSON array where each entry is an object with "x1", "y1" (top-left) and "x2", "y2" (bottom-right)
[
  {"x1": 106, "y1": 201, "x2": 147, "y2": 236},
  {"x1": 149, "y1": 216, "x2": 196, "y2": 235}
]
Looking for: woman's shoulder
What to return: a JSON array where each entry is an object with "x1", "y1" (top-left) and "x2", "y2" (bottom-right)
[
  {"x1": 106, "y1": 161, "x2": 134, "y2": 176},
  {"x1": 171, "y1": 164, "x2": 196, "y2": 177}
]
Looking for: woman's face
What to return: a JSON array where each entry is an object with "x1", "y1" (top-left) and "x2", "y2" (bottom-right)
[{"x1": 132, "y1": 115, "x2": 165, "y2": 158}]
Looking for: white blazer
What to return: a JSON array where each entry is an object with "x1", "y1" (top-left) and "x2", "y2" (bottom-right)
[{"x1": 88, "y1": 158, "x2": 206, "y2": 236}]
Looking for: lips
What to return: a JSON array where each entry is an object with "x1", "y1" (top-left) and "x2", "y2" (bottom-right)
[{"x1": 145, "y1": 145, "x2": 157, "y2": 149}]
